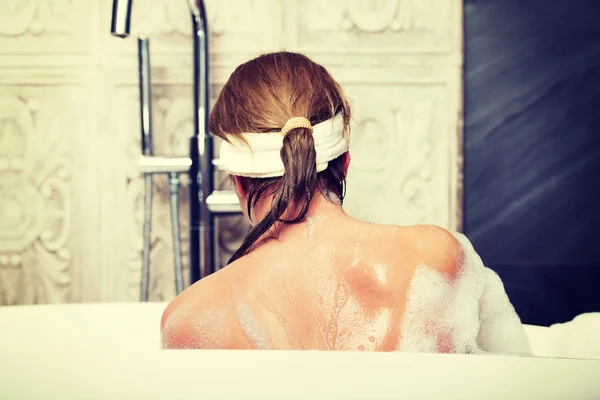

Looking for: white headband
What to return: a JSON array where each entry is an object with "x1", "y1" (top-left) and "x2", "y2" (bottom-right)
[{"x1": 219, "y1": 113, "x2": 348, "y2": 178}]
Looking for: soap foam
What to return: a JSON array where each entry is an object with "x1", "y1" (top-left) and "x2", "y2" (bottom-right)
[
  {"x1": 325, "y1": 276, "x2": 350, "y2": 350},
  {"x1": 234, "y1": 298, "x2": 273, "y2": 349},
  {"x1": 349, "y1": 242, "x2": 361, "y2": 269},
  {"x1": 168, "y1": 228, "x2": 531, "y2": 355},
  {"x1": 250, "y1": 281, "x2": 304, "y2": 349},
  {"x1": 396, "y1": 233, "x2": 532, "y2": 355}
]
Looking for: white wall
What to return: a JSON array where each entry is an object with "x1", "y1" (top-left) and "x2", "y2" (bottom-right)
[{"x1": 0, "y1": 0, "x2": 462, "y2": 304}]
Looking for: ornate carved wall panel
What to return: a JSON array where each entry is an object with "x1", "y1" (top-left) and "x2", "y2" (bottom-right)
[
  {"x1": 296, "y1": 0, "x2": 455, "y2": 52},
  {"x1": 0, "y1": 76, "x2": 84, "y2": 305},
  {"x1": 0, "y1": 0, "x2": 462, "y2": 304},
  {"x1": 0, "y1": 0, "x2": 92, "y2": 54},
  {"x1": 344, "y1": 83, "x2": 455, "y2": 227}
]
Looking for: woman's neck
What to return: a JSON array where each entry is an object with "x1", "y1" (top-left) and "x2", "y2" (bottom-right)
[
  {"x1": 252, "y1": 189, "x2": 344, "y2": 220},
  {"x1": 249, "y1": 189, "x2": 346, "y2": 243}
]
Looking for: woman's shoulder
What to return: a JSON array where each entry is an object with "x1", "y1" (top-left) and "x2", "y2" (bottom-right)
[
  {"x1": 160, "y1": 270, "x2": 240, "y2": 349},
  {"x1": 387, "y1": 224, "x2": 465, "y2": 280}
]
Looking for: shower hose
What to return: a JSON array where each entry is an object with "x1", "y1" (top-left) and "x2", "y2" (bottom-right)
[
  {"x1": 140, "y1": 174, "x2": 152, "y2": 301},
  {"x1": 140, "y1": 173, "x2": 184, "y2": 300},
  {"x1": 169, "y1": 173, "x2": 184, "y2": 295}
]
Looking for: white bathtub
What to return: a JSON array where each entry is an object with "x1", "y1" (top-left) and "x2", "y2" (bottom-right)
[{"x1": 0, "y1": 303, "x2": 598, "y2": 400}]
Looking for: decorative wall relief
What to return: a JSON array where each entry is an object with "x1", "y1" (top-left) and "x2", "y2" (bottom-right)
[
  {"x1": 298, "y1": 0, "x2": 455, "y2": 52},
  {"x1": 0, "y1": 0, "x2": 462, "y2": 304},
  {"x1": 102, "y1": 0, "x2": 282, "y2": 61},
  {"x1": 0, "y1": 0, "x2": 91, "y2": 53},
  {"x1": 0, "y1": 95, "x2": 71, "y2": 305},
  {"x1": 204, "y1": 0, "x2": 282, "y2": 52},
  {"x1": 343, "y1": 85, "x2": 448, "y2": 226}
]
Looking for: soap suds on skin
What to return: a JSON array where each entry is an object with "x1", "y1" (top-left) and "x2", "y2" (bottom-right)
[
  {"x1": 162, "y1": 306, "x2": 228, "y2": 349},
  {"x1": 372, "y1": 263, "x2": 388, "y2": 286},
  {"x1": 349, "y1": 242, "x2": 361, "y2": 269},
  {"x1": 396, "y1": 233, "x2": 532, "y2": 355},
  {"x1": 250, "y1": 282, "x2": 304, "y2": 349},
  {"x1": 325, "y1": 276, "x2": 350, "y2": 350},
  {"x1": 235, "y1": 299, "x2": 273, "y2": 349},
  {"x1": 168, "y1": 227, "x2": 530, "y2": 355}
]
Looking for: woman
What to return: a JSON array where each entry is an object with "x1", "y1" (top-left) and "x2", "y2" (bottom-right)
[{"x1": 161, "y1": 52, "x2": 531, "y2": 354}]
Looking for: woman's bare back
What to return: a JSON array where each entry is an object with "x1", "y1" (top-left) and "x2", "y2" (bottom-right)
[
  {"x1": 163, "y1": 52, "x2": 531, "y2": 354},
  {"x1": 161, "y1": 217, "x2": 463, "y2": 351}
]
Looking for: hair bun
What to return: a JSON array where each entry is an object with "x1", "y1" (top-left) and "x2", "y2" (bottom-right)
[{"x1": 281, "y1": 117, "x2": 313, "y2": 136}]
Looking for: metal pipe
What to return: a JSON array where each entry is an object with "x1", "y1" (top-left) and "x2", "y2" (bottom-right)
[
  {"x1": 188, "y1": 139, "x2": 201, "y2": 283},
  {"x1": 168, "y1": 173, "x2": 185, "y2": 295},
  {"x1": 188, "y1": 0, "x2": 214, "y2": 283},
  {"x1": 138, "y1": 36, "x2": 154, "y2": 302},
  {"x1": 110, "y1": 0, "x2": 133, "y2": 38},
  {"x1": 187, "y1": 0, "x2": 201, "y2": 285},
  {"x1": 138, "y1": 37, "x2": 153, "y2": 156},
  {"x1": 114, "y1": 0, "x2": 238, "y2": 286}
]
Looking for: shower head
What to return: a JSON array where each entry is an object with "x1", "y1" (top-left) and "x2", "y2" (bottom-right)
[{"x1": 111, "y1": 0, "x2": 133, "y2": 38}]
